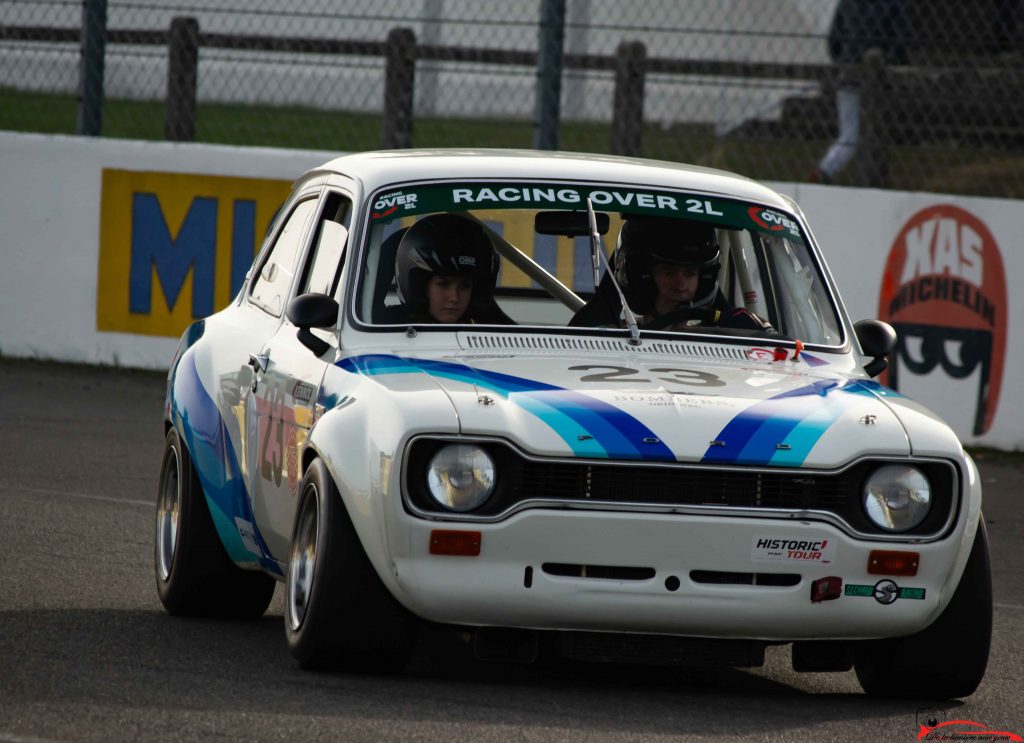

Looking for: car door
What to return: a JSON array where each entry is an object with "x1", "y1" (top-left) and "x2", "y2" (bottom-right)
[
  {"x1": 248, "y1": 189, "x2": 353, "y2": 559},
  {"x1": 230, "y1": 189, "x2": 321, "y2": 561}
]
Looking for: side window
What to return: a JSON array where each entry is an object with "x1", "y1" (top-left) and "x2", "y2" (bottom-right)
[
  {"x1": 300, "y1": 192, "x2": 352, "y2": 297},
  {"x1": 250, "y1": 197, "x2": 318, "y2": 316}
]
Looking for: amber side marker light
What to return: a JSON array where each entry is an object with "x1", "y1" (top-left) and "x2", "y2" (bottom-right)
[
  {"x1": 430, "y1": 529, "x2": 482, "y2": 556},
  {"x1": 868, "y1": 550, "x2": 920, "y2": 576}
]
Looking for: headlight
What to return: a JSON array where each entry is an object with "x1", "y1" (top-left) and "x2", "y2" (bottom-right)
[
  {"x1": 863, "y1": 464, "x2": 932, "y2": 532},
  {"x1": 426, "y1": 444, "x2": 496, "y2": 512}
]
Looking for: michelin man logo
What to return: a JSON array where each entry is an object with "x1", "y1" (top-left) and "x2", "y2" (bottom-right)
[{"x1": 878, "y1": 205, "x2": 1007, "y2": 436}]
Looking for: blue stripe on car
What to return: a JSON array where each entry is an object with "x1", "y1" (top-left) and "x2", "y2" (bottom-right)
[
  {"x1": 701, "y1": 379, "x2": 879, "y2": 466},
  {"x1": 337, "y1": 354, "x2": 676, "y2": 461},
  {"x1": 171, "y1": 347, "x2": 282, "y2": 575}
]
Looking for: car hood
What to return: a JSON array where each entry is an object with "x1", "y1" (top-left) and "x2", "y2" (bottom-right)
[{"x1": 337, "y1": 351, "x2": 911, "y2": 468}]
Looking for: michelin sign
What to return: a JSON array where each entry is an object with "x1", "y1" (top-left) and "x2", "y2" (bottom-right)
[{"x1": 97, "y1": 169, "x2": 291, "y2": 337}]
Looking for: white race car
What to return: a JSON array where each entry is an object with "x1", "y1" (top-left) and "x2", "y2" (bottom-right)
[{"x1": 155, "y1": 150, "x2": 990, "y2": 698}]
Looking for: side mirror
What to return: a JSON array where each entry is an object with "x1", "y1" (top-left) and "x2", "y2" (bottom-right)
[
  {"x1": 854, "y1": 319, "x2": 897, "y2": 378},
  {"x1": 286, "y1": 293, "x2": 339, "y2": 356}
]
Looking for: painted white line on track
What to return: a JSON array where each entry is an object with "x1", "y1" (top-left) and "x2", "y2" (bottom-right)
[
  {"x1": 995, "y1": 602, "x2": 1024, "y2": 612},
  {"x1": 0, "y1": 483, "x2": 152, "y2": 508}
]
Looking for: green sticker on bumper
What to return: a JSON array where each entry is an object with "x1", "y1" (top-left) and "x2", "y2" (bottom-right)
[{"x1": 845, "y1": 580, "x2": 926, "y2": 604}]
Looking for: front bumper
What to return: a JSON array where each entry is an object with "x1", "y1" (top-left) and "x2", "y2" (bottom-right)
[{"x1": 386, "y1": 509, "x2": 968, "y2": 641}]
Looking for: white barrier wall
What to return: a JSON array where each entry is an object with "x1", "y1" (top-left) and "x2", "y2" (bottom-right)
[
  {"x1": 0, "y1": 132, "x2": 1019, "y2": 450},
  {"x1": 0, "y1": 132, "x2": 332, "y2": 369}
]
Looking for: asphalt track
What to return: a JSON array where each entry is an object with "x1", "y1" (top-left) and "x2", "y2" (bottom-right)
[{"x1": 0, "y1": 358, "x2": 1021, "y2": 742}]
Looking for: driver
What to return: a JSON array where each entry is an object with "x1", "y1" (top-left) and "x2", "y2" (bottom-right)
[
  {"x1": 394, "y1": 213, "x2": 511, "y2": 324},
  {"x1": 615, "y1": 216, "x2": 774, "y2": 332}
]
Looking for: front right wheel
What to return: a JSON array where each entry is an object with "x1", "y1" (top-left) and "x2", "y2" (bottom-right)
[
  {"x1": 285, "y1": 458, "x2": 417, "y2": 671},
  {"x1": 854, "y1": 519, "x2": 992, "y2": 698}
]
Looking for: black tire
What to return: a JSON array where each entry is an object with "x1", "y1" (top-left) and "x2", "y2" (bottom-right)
[
  {"x1": 854, "y1": 519, "x2": 992, "y2": 698},
  {"x1": 155, "y1": 428, "x2": 276, "y2": 619},
  {"x1": 285, "y1": 458, "x2": 417, "y2": 671}
]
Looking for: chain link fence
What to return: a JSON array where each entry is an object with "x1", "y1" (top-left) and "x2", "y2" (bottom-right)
[{"x1": 2, "y1": 0, "x2": 1022, "y2": 197}]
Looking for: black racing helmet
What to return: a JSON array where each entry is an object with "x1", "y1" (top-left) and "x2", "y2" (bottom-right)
[
  {"x1": 395, "y1": 213, "x2": 500, "y2": 316},
  {"x1": 614, "y1": 216, "x2": 721, "y2": 313}
]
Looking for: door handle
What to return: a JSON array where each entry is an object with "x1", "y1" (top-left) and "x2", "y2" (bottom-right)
[
  {"x1": 248, "y1": 353, "x2": 269, "y2": 392},
  {"x1": 248, "y1": 353, "x2": 269, "y2": 374}
]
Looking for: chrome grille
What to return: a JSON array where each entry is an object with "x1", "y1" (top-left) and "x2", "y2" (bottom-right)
[{"x1": 505, "y1": 463, "x2": 851, "y2": 509}]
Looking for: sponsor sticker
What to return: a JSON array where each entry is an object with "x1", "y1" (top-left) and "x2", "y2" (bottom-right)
[
  {"x1": 291, "y1": 381, "x2": 316, "y2": 404},
  {"x1": 371, "y1": 190, "x2": 418, "y2": 219},
  {"x1": 747, "y1": 206, "x2": 801, "y2": 239},
  {"x1": 751, "y1": 536, "x2": 835, "y2": 564},
  {"x1": 844, "y1": 579, "x2": 925, "y2": 604},
  {"x1": 234, "y1": 517, "x2": 262, "y2": 555}
]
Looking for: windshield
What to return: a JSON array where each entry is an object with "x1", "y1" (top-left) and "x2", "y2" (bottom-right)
[{"x1": 354, "y1": 180, "x2": 843, "y2": 345}]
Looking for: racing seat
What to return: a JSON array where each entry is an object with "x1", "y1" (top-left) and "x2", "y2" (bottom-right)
[{"x1": 371, "y1": 226, "x2": 409, "y2": 324}]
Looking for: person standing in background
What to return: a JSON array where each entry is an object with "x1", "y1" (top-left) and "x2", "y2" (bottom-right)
[{"x1": 810, "y1": 0, "x2": 910, "y2": 184}]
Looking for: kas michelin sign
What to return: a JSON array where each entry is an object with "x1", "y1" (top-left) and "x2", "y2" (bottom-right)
[
  {"x1": 878, "y1": 204, "x2": 1008, "y2": 436},
  {"x1": 96, "y1": 169, "x2": 291, "y2": 337}
]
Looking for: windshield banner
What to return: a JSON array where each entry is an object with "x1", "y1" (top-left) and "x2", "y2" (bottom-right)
[{"x1": 370, "y1": 182, "x2": 804, "y2": 243}]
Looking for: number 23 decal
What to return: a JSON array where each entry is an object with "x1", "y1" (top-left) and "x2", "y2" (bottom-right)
[{"x1": 568, "y1": 365, "x2": 725, "y2": 387}]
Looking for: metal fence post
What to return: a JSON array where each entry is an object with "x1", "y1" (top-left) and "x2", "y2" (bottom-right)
[
  {"x1": 166, "y1": 17, "x2": 199, "y2": 142},
  {"x1": 611, "y1": 41, "x2": 646, "y2": 157},
  {"x1": 381, "y1": 27, "x2": 417, "y2": 149},
  {"x1": 533, "y1": 0, "x2": 566, "y2": 151},
  {"x1": 76, "y1": 0, "x2": 107, "y2": 136},
  {"x1": 858, "y1": 48, "x2": 889, "y2": 188}
]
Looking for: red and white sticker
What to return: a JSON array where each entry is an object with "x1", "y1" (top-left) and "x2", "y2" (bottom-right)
[{"x1": 751, "y1": 536, "x2": 835, "y2": 564}]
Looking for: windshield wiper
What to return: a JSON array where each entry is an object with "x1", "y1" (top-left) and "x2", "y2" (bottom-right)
[{"x1": 586, "y1": 197, "x2": 641, "y2": 345}]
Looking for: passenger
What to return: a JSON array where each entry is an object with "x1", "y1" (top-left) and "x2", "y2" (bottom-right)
[{"x1": 394, "y1": 213, "x2": 512, "y2": 324}]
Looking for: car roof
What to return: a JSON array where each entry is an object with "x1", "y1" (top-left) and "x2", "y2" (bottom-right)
[{"x1": 304, "y1": 148, "x2": 793, "y2": 211}]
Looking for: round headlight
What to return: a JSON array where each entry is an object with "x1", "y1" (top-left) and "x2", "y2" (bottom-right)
[
  {"x1": 426, "y1": 444, "x2": 496, "y2": 512},
  {"x1": 863, "y1": 464, "x2": 932, "y2": 532}
]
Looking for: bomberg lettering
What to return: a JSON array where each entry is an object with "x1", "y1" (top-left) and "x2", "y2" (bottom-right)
[{"x1": 457, "y1": 255, "x2": 477, "y2": 266}]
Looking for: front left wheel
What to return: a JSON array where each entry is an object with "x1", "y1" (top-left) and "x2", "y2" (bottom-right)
[
  {"x1": 155, "y1": 428, "x2": 275, "y2": 619},
  {"x1": 854, "y1": 519, "x2": 992, "y2": 698},
  {"x1": 285, "y1": 458, "x2": 417, "y2": 671}
]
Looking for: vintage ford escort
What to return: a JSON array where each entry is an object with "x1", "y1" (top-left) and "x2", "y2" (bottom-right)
[{"x1": 156, "y1": 150, "x2": 990, "y2": 698}]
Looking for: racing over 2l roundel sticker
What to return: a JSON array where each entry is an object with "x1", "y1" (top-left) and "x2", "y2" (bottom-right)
[{"x1": 878, "y1": 204, "x2": 1007, "y2": 435}]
